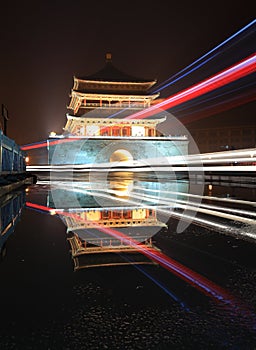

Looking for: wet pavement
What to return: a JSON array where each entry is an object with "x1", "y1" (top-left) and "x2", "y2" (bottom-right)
[{"x1": 0, "y1": 176, "x2": 255, "y2": 349}]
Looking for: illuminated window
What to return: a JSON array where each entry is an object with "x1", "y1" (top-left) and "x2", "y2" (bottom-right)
[
  {"x1": 100, "y1": 127, "x2": 110, "y2": 136},
  {"x1": 123, "y1": 210, "x2": 132, "y2": 219},
  {"x1": 112, "y1": 211, "x2": 122, "y2": 219},
  {"x1": 122, "y1": 127, "x2": 131, "y2": 136},
  {"x1": 112, "y1": 127, "x2": 121, "y2": 136},
  {"x1": 148, "y1": 128, "x2": 155, "y2": 136},
  {"x1": 101, "y1": 210, "x2": 110, "y2": 219}
]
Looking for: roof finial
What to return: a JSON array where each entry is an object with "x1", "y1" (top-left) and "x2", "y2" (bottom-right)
[{"x1": 106, "y1": 52, "x2": 112, "y2": 62}]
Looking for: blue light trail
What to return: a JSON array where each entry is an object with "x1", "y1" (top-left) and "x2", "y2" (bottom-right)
[{"x1": 152, "y1": 19, "x2": 256, "y2": 93}]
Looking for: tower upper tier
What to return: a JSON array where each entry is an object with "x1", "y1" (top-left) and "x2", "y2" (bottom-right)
[
  {"x1": 68, "y1": 53, "x2": 159, "y2": 116},
  {"x1": 73, "y1": 53, "x2": 157, "y2": 94}
]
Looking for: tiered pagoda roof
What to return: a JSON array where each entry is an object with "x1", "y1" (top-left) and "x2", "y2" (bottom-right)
[
  {"x1": 73, "y1": 53, "x2": 157, "y2": 94},
  {"x1": 67, "y1": 53, "x2": 160, "y2": 117}
]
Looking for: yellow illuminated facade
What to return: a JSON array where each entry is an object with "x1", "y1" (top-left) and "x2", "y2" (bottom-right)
[
  {"x1": 63, "y1": 53, "x2": 162, "y2": 137},
  {"x1": 64, "y1": 116, "x2": 165, "y2": 137},
  {"x1": 62, "y1": 208, "x2": 166, "y2": 231}
]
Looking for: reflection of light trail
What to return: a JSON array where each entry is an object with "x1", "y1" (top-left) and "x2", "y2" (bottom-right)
[
  {"x1": 25, "y1": 201, "x2": 236, "y2": 305},
  {"x1": 25, "y1": 200, "x2": 256, "y2": 331},
  {"x1": 131, "y1": 186, "x2": 256, "y2": 218},
  {"x1": 80, "y1": 186, "x2": 256, "y2": 238},
  {"x1": 66, "y1": 223, "x2": 189, "y2": 308},
  {"x1": 131, "y1": 192, "x2": 256, "y2": 224},
  {"x1": 25, "y1": 202, "x2": 57, "y2": 214},
  {"x1": 133, "y1": 185, "x2": 256, "y2": 207},
  {"x1": 78, "y1": 223, "x2": 190, "y2": 308},
  {"x1": 89, "y1": 184, "x2": 256, "y2": 228},
  {"x1": 122, "y1": 257, "x2": 190, "y2": 311},
  {"x1": 46, "y1": 182, "x2": 256, "y2": 239},
  {"x1": 42, "y1": 178, "x2": 255, "y2": 209},
  {"x1": 152, "y1": 20, "x2": 256, "y2": 93},
  {"x1": 50, "y1": 181, "x2": 252, "y2": 226}
]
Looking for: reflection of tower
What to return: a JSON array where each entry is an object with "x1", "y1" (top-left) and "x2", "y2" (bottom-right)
[
  {"x1": 49, "y1": 177, "x2": 167, "y2": 270},
  {"x1": 0, "y1": 190, "x2": 25, "y2": 260},
  {"x1": 48, "y1": 174, "x2": 189, "y2": 270},
  {"x1": 61, "y1": 207, "x2": 165, "y2": 270},
  {"x1": 63, "y1": 207, "x2": 166, "y2": 243},
  {"x1": 67, "y1": 232, "x2": 159, "y2": 271},
  {"x1": 108, "y1": 171, "x2": 134, "y2": 198}
]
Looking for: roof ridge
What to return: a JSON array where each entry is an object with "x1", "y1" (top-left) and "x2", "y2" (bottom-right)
[{"x1": 76, "y1": 56, "x2": 156, "y2": 83}]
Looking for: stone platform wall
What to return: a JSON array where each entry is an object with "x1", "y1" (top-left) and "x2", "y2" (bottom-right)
[{"x1": 48, "y1": 138, "x2": 189, "y2": 165}]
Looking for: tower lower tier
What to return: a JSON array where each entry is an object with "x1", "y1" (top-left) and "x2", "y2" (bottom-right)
[{"x1": 47, "y1": 136, "x2": 189, "y2": 165}]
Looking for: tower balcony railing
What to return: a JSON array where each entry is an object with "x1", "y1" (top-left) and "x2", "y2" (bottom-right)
[{"x1": 81, "y1": 102, "x2": 150, "y2": 109}]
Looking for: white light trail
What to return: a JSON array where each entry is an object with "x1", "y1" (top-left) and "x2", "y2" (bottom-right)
[
  {"x1": 27, "y1": 148, "x2": 256, "y2": 171},
  {"x1": 27, "y1": 165, "x2": 256, "y2": 172}
]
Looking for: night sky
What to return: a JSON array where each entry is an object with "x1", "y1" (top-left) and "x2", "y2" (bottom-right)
[{"x1": 0, "y1": 1, "x2": 255, "y2": 145}]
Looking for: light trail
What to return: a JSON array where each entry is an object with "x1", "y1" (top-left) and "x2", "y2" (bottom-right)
[
  {"x1": 69, "y1": 225, "x2": 189, "y2": 309},
  {"x1": 132, "y1": 185, "x2": 256, "y2": 208},
  {"x1": 180, "y1": 91, "x2": 256, "y2": 124},
  {"x1": 159, "y1": 206, "x2": 244, "y2": 233},
  {"x1": 187, "y1": 157, "x2": 256, "y2": 164},
  {"x1": 25, "y1": 201, "x2": 237, "y2": 305},
  {"x1": 21, "y1": 54, "x2": 255, "y2": 151},
  {"x1": 171, "y1": 82, "x2": 256, "y2": 121},
  {"x1": 21, "y1": 137, "x2": 82, "y2": 151},
  {"x1": 83, "y1": 184, "x2": 256, "y2": 225},
  {"x1": 125, "y1": 54, "x2": 256, "y2": 120},
  {"x1": 48, "y1": 182, "x2": 256, "y2": 239},
  {"x1": 46, "y1": 179, "x2": 255, "y2": 210},
  {"x1": 164, "y1": 78, "x2": 256, "y2": 114},
  {"x1": 63, "y1": 181, "x2": 256, "y2": 227},
  {"x1": 125, "y1": 262, "x2": 190, "y2": 311},
  {"x1": 189, "y1": 148, "x2": 256, "y2": 160},
  {"x1": 26, "y1": 146, "x2": 256, "y2": 173},
  {"x1": 26, "y1": 146, "x2": 256, "y2": 168},
  {"x1": 131, "y1": 187, "x2": 256, "y2": 219},
  {"x1": 67, "y1": 178, "x2": 255, "y2": 222},
  {"x1": 25, "y1": 194, "x2": 255, "y2": 320},
  {"x1": 152, "y1": 19, "x2": 256, "y2": 93},
  {"x1": 27, "y1": 165, "x2": 256, "y2": 173},
  {"x1": 25, "y1": 200, "x2": 256, "y2": 330}
]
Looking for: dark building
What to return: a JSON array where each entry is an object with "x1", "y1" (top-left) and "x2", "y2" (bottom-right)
[{"x1": 188, "y1": 125, "x2": 256, "y2": 153}]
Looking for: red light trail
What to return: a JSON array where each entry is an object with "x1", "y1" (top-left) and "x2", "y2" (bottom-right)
[
  {"x1": 21, "y1": 54, "x2": 256, "y2": 151},
  {"x1": 126, "y1": 54, "x2": 256, "y2": 120},
  {"x1": 26, "y1": 199, "x2": 256, "y2": 330},
  {"x1": 21, "y1": 137, "x2": 83, "y2": 151},
  {"x1": 180, "y1": 88, "x2": 256, "y2": 124},
  {"x1": 25, "y1": 201, "x2": 236, "y2": 304}
]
